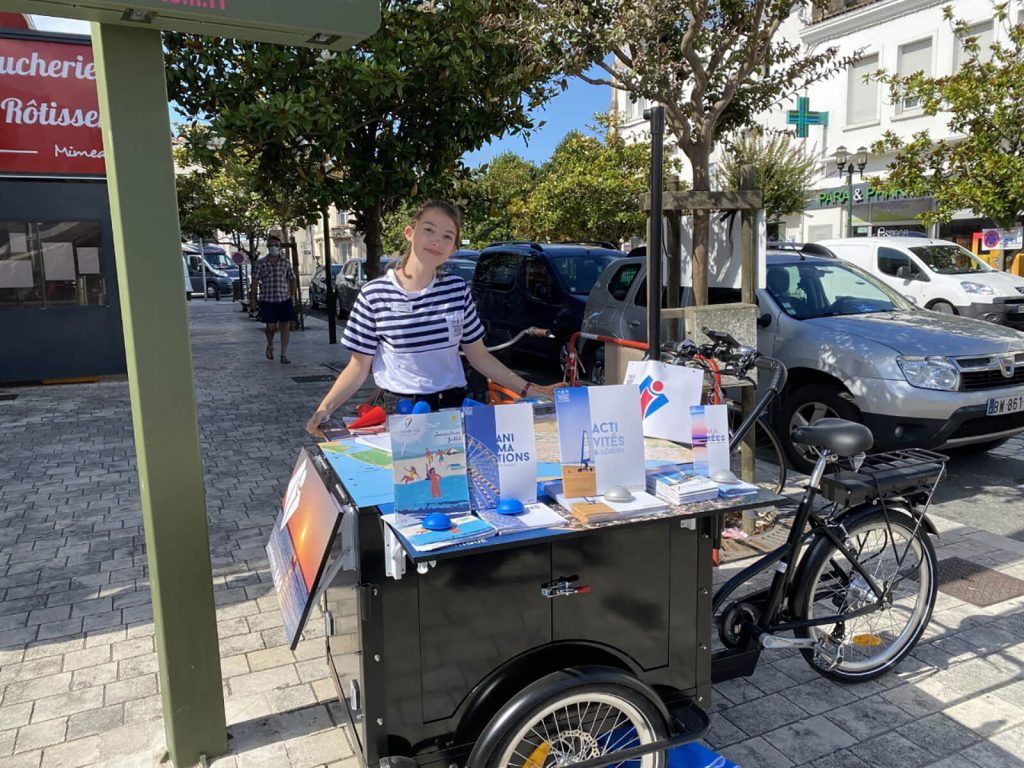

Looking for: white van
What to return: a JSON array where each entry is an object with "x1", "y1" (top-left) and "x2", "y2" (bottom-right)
[{"x1": 819, "y1": 236, "x2": 1024, "y2": 328}]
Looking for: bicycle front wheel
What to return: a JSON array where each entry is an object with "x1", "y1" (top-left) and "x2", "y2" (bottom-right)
[{"x1": 791, "y1": 508, "x2": 937, "y2": 682}]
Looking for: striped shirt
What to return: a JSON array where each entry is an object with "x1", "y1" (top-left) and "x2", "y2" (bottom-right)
[{"x1": 342, "y1": 269, "x2": 485, "y2": 394}]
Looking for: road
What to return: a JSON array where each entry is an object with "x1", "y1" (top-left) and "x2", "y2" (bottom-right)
[{"x1": 303, "y1": 301, "x2": 1024, "y2": 542}]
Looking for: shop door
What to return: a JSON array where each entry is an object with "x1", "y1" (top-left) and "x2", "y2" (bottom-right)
[{"x1": 551, "y1": 522, "x2": 671, "y2": 670}]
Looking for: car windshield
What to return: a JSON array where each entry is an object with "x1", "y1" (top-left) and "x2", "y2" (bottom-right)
[
  {"x1": 909, "y1": 244, "x2": 989, "y2": 274},
  {"x1": 445, "y1": 262, "x2": 476, "y2": 282},
  {"x1": 550, "y1": 253, "x2": 622, "y2": 295},
  {"x1": 766, "y1": 261, "x2": 913, "y2": 319},
  {"x1": 203, "y1": 251, "x2": 233, "y2": 270}
]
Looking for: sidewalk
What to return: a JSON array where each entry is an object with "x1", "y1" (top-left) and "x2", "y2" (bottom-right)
[{"x1": 0, "y1": 301, "x2": 1022, "y2": 768}]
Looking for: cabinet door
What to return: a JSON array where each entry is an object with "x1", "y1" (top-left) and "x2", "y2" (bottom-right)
[
  {"x1": 418, "y1": 545, "x2": 552, "y2": 722},
  {"x1": 552, "y1": 522, "x2": 671, "y2": 670}
]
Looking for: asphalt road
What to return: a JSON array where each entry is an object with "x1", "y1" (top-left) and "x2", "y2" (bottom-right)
[{"x1": 303, "y1": 302, "x2": 1024, "y2": 542}]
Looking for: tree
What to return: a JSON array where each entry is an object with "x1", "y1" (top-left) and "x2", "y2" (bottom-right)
[
  {"x1": 459, "y1": 152, "x2": 539, "y2": 247},
  {"x1": 507, "y1": 0, "x2": 851, "y2": 303},
  {"x1": 165, "y1": 0, "x2": 559, "y2": 279},
  {"x1": 873, "y1": 3, "x2": 1024, "y2": 228},
  {"x1": 522, "y1": 114, "x2": 658, "y2": 243},
  {"x1": 718, "y1": 131, "x2": 818, "y2": 227}
]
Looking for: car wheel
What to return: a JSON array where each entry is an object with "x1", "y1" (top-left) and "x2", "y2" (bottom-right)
[
  {"x1": 778, "y1": 382, "x2": 863, "y2": 475},
  {"x1": 206, "y1": 283, "x2": 217, "y2": 298},
  {"x1": 930, "y1": 300, "x2": 956, "y2": 314}
]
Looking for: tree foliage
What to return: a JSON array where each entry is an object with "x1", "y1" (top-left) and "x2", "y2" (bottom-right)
[
  {"x1": 504, "y1": 0, "x2": 850, "y2": 302},
  {"x1": 458, "y1": 152, "x2": 539, "y2": 247},
  {"x1": 873, "y1": 3, "x2": 1024, "y2": 227},
  {"x1": 718, "y1": 131, "x2": 818, "y2": 223},
  {"x1": 165, "y1": 0, "x2": 558, "y2": 278}
]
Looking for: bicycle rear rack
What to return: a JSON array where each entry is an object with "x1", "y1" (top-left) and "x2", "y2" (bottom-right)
[{"x1": 818, "y1": 448, "x2": 949, "y2": 506}]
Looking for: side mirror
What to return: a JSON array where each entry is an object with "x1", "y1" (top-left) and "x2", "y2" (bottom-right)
[
  {"x1": 757, "y1": 313, "x2": 772, "y2": 328},
  {"x1": 896, "y1": 265, "x2": 913, "y2": 279},
  {"x1": 904, "y1": 295, "x2": 918, "y2": 305}
]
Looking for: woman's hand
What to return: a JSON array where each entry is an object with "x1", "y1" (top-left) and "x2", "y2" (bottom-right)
[
  {"x1": 306, "y1": 408, "x2": 332, "y2": 438},
  {"x1": 528, "y1": 382, "x2": 564, "y2": 399}
]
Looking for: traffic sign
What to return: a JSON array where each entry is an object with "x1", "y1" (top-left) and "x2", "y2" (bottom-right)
[
  {"x1": 981, "y1": 227, "x2": 1023, "y2": 251},
  {"x1": 0, "y1": 0, "x2": 380, "y2": 50}
]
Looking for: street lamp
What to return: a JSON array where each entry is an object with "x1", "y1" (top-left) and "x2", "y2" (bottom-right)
[{"x1": 834, "y1": 145, "x2": 868, "y2": 237}]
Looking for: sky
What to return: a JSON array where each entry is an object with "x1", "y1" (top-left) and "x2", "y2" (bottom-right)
[{"x1": 28, "y1": 15, "x2": 609, "y2": 167}]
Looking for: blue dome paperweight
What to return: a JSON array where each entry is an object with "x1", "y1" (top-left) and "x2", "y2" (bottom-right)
[
  {"x1": 412, "y1": 400, "x2": 432, "y2": 414},
  {"x1": 496, "y1": 499, "x2": 525, "y2": 516},
  {"x1": 422, "y1": 512, "x2": 452, "y2": 531}
]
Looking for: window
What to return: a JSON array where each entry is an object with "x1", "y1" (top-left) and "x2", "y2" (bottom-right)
[
  {"x1": 897, "y1": 38, "x2": 932, "y2": 112},
  {"x1": 847, "y1": 52, "x2": 879, "y2": 124},
  {"x1": 340, "y1": 242, "x2": 352, "y2": 261},
  {"x1": 524, "y1": 255, "x2": 559, "y2": 302},
  {"x1": 0, "y1": 221, "x2": 105, "y2": 309},
  {"x1": 548, "y1": 254, "x2": 620, "y2": 295},
  {"x1": 474, "y1": 252, "x2": 518, "y2": 291},
  {"x1": 877, "y1": 247, "x2": 914, "y2": 276},
  {"x1": 767, "y1": 262, "x2": 909, "y2": 319},
  {"x1": 955, "y1": 20, "x2": 995, "y2": 68},
  {"x1": 909, "y1": 244, "x2": 988, "y2": 274},
  {"x1": 606, "y1": 263, "x2": 641, "y2": 302}
]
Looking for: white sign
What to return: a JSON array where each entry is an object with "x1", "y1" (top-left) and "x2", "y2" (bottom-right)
[
  {"x1": 0, "y1": 259, "x2": 33, "y2": 288},
  {"x1": 981, "y1": 228, "x2": 1023, "y2": 251},
  {"x1": 77, "y1": 247, "x2": 100, "y2": 275},
  {"x1": 42, "y1": 242, "x2": 75, "y2": 281}
]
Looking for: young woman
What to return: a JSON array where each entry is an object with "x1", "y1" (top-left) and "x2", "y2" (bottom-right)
[{"x1": 306, "y1": 200, "x2": 555, "y2": 436}]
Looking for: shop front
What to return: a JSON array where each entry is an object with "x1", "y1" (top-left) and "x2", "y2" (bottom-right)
[
  {"x1": 0, "y1": 25, "x2": 123, "y2": 383},
  {"x1": 796, "y1": 181, "x2": 935, "y2": 242}
]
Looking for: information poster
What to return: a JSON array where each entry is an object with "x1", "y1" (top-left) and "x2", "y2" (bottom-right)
[
  {"x1": 464, "y1": 402, "x2": 537, "y2": 508},
  {"x1": 690, "y1": 405, "x2": 729, "y2": 477},
  {"x1": 266, "y1": 449, "x2": 342, "y2": 650},
  {"x1": 389, "y1": 411, "x2": 470, "y2": 523}
]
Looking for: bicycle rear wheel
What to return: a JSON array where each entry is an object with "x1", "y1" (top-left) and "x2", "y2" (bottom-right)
[{"x1": 791, "y1": 508, "x2": 937, "y2": 682}]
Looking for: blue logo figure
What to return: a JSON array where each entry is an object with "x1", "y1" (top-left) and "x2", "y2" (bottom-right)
[{"x1": 639, "y1": 375, "x2": 670, "y2": 419}]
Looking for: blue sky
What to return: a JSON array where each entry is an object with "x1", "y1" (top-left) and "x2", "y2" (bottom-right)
[{"x1": 29, "y1": 15, "x2": 609, "y2": 168}]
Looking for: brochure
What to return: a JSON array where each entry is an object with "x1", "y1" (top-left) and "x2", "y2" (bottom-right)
[
  {"x1": 542, "y1": 480, "x2": 669, "y2": 522},
  {"x1": 389, "y1": 411, "x2": 470, "y2": 523},
  {"x1": 554, "y1": 385, "x2": 645, "y2": 496},
  {"x1": 383, "y1": 513, "x2": 495, "y2": 553},
  {"x1": 717, "y1": 479, "x2": 759, "y2": 498},
  {"x1": 464, "y1": 402, "x2": 537, "y2": 509},
  {"x1": 645, "y1": 465, "x2": 720, "y2": 505},
  {"x1": 475, "y1": 503, "x2": 568, "y2": 535},
  {"x1": 689, "y1": 404, "x2": 730, "y2": 477}
]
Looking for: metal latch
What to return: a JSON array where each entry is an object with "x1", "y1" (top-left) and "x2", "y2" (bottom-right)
[{"x1": 541, "y1": 576, "x2": 591, "y2": 599}]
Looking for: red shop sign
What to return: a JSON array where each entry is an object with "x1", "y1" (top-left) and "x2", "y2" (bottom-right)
[{"x1": 0, "y1": 35, "x2": 105, "y2": 177}]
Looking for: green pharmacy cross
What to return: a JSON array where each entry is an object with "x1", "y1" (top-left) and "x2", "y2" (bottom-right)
[
  {"x1": 0, "y1": 0, "x2": 379, "y2": 49},
  {"x1": 787, "y1": 96, "x2": 828, "y2": 139}
]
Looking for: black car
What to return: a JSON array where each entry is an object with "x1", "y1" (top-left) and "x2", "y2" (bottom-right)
[
  {"x1": 453, "y1": 248, "x2": 480, "y2": 262},
  {"x1": 471, "y1": 241, "x2": 625, "y2": 360},
  {"x1": 309, "y1": 263, "x2": 343, "y2": 310},
  {"x1": 442, "y1": 257, "x2": 477, "y2": 283},
  {"x1": 334, "y1": 257, "x2": 397, "y2": 317}
]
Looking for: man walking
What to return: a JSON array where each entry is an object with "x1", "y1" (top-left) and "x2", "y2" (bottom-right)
[{"x1": 251, "y1": 235, "x2": 297, "y2": 364}]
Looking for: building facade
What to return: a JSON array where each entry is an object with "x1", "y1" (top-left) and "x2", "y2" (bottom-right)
[
  {"x1": 613, "y1": 0, "x2": 1021, "y2": 250},
  {"x1": 290, "y1": 205, "x2": 366, "y2": 280}
]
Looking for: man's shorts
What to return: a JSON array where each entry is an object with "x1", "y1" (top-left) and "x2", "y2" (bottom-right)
[{"x1": 259, "y1": 299, "x2": 296, "y2": 324}]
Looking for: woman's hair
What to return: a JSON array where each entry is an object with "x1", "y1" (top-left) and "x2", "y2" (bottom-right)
[{"x1": 398, "y1": 200, "x2": 462, "y2": 274}]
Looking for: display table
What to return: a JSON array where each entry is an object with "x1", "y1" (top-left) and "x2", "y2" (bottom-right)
[{"x1": 311, "y1": 431, "x2": 781, "y2": 768}]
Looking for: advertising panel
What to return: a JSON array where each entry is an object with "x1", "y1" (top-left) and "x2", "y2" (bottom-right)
[{"x1": 0, "y1": 34, "x2": 105, "y2": 177}]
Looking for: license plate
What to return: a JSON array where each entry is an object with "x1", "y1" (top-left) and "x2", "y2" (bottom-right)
[{"x1": 987, "y1": 395, "x2": 1024, "y2": 415}]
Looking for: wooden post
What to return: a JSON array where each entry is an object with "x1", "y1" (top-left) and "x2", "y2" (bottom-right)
[
  {"x1": 665, "y1": 175, "x2": 682, "y2": 341},
  {"x1": 740, "y1": 165, "x2": 758, "y2": 534}
]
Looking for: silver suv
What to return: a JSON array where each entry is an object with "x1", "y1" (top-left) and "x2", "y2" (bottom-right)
[{"x1": 583, "y1": 250, "x2": 1024, "y2": 473}]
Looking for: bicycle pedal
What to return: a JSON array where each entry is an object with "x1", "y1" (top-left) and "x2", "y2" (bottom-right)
[{"x1": 813, "y1": 636, "x2": 845, "y2": 670}]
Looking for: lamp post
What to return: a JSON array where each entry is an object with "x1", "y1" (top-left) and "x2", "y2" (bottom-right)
[{"x1": 834, "y1": 145, "x2": 868, "y2": 237}]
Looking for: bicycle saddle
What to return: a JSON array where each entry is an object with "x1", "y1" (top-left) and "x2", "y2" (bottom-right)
[{"x1": 791, "y1": 418, "x2": 873, "y2": 456}]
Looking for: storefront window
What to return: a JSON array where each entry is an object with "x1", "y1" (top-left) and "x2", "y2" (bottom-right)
[{"x1": 0, "y1": 221, "x2": 105, "y2": 309}]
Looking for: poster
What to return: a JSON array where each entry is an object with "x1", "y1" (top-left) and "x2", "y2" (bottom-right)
[
  {"x1": 464, "y1": 402, "x2": 537, "y2": 508},
  {"x1": 555, "y1": 385, "x2": 645, "y2": 496},
  {"x1": 266, "y1": 449, "x2": 342, "y2": 650},
  {"x1": 689, "y1": 405, "x2": 729, "y2": 477},
  {"x1": 623, "y1": 360, "x2": 703, "y2": 442},
  {"x1": 77, "y1": 247, "x2": 100, "y2": 275},
  {"x1": 389, "y1": 411, "x2": 470, "y2": 521},
  {"x1": 0, "y1": 259, "x2": 33, "y2": 288},
  {"x1": 42, "y1": 243, "x2": 75, "y2": 281}
]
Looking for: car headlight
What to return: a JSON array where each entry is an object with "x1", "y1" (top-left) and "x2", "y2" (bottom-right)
[
  {"x1": 961, "y1": 281, "x2": 995, "y2": 295},
  {"x1": 897, "y1": 355, "x2": 960, "y2": 391}
]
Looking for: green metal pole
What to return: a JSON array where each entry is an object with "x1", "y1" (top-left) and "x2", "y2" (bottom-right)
[
  {"x1": 846, "y1": 170, "x2": 854, "y2": 238},
  {"x1": 91, "y1": 23, "x2": 227, "y2": 767}
]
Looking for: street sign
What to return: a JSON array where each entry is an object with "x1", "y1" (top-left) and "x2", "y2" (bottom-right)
[
  {"x1": 0, "y1": 0, "x2": 380, "y2": 50},
  {"x1": 981, "y1": 227, "x2": 1023, "y2": 251}
]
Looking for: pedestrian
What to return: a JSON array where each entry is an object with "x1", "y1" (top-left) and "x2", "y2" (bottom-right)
[
  {"x1": 305, "y1": 200, "x2": 555, "y2": 436},
  {"x1": 251, "y1": 235, "x2": 297, "y2": 364}
]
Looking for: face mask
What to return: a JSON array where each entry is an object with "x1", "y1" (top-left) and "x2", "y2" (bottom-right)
[{"x1": 268, "y1": 246, "x2": 281, "y2": 256}]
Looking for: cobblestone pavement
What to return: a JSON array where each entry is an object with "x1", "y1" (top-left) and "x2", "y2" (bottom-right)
[{"x1": 0, "y1": 300, "x2": 1022, "y2": 767}]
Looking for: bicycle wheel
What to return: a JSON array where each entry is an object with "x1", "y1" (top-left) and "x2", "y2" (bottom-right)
[
  {"x1": 728, "y1": 413, "x2": 788, "y2": 494},
  {"x1": 791, "y1": 508, "x2": 937, "y2": 682},
  {"x1": 481, "y1": 679, "x2": 668, "y2": 768}
]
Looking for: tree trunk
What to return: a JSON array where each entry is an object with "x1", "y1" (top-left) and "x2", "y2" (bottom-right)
[
  {"x1": 690, "y1": 150, "x2": 712, "y2": 306},
  {"x1": 363, "y1": 200, "x2": 384, "y2": 279}
]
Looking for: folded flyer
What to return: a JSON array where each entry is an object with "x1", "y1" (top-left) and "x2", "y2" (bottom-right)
[
  {"x1": 542, "y1": 480, "x2": 668, "y2": 521},
  {"x1": 475, "y1": 503, "x2": 568, "y2": 535},
  {"x1": 383, "y1": 513, "x2": 495, "y2": 553}
]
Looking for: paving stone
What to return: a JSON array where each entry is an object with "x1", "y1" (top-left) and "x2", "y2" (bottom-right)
[
  {"x1": 943, "y1": 693, "x2": 1024, "y2": 736},
  {"x1": 246, "y1": 646, "x2": 296, "y2": 673},
  {"x1": 229, "y1": 666, "x2": 302, "y2": 700},
  {"x1": 764, "y1": 715, "x2": 857, "y2": 764},
  {"x1": 2, "y1": 673, "x2": 71, "y2": 706},
  {"x1": 849, "y1": 731, "x2": 934, "y2": 768},
  {"x1": 0, "y1": 657, "x2": 62, "y2": 686},
  {"x1": 60, "y1": 646, "x2": 111, "y2": 673},
  {"x1": 781, "y1": 676, "x2": 858, "y2": 716},
  {"x1": 824, "y1": 695, "x2": 915, "y2": 742},
  {"x1": 30, "y1": 688, "x2": 104, "y2": 723},
  {"x1": 0, "y1": 750, "x2": 42, "y2": 768},
  {"x1": 103, "y1": 674, "x2": 158, "y2": 706},
  {"x1": 719, "y1": 736, "x2": 794, "y2": 768},
  {"x1": 721, "y1": 692, "x2": 809, "y2": 737},
  {"x1": 898, "y1": 711, "x2": 983, "y2": 757},
  {"x1": 109, "y1": 637, "x2": 152, "y2": 661},
  {"x1": 64, "y1": 705, "x2": 123, "y2": 741},
  {"x1": 0, "y1": 729, "x2": 14, "y2": 758},
  {"x1": 69, "y1": 663, "x2": 117, "y2": 692},
  {"x1": 13, "y1": 720, "x2": 66, "y2": 754}
]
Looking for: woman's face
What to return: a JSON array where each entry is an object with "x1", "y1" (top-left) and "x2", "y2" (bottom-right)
[{"x1": 405, "y1": 210, "x2": 458, "y2": 270}]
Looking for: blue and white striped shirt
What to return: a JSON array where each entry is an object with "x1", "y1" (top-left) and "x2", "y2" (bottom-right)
[{"x1": 342, "y1": 269, "x2": 485, "y2": 394}]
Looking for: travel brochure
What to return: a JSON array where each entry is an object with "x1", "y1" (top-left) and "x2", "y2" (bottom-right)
[
  {"x1": 389, "y1": 411, "x2": 470, "y2": 524},
  {"x1": 542, "y1": 480, "x2": 669, "y2": 523},
  {"x1": 689, "y1": 404, "x2": 730, "y2": 477},
  {"x1": 645, "y1": 466, "x2": 720, "y2": 505},
  {"x1": 383, "y1": 513, "x2": 496, "y2": 552},
  {"x1": 463, "y1": 402, "x2": 537, "y2": 508},
  {"x1": 554, "y1": 384, "x2": 645, "y2": 496},
  {"x1": 475, "y1": 502, "x2": 568, "y2": 534}
]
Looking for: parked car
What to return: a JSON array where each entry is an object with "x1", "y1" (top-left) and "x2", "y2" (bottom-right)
[
  {"x1": 819, "y1": 237, "x2": 1024, "y2": 328},
  {"x1": 453, "y1": 248, "x2": 480, "y2": 262},
  {"x1": 583, "y1": 248, "x2": 1024, "y2": 473},
  {"x1": 442, "y1": 257, "x2": 477, "y2": 283},
  {"x1": 182, "y1": 246, "x2": 234, "y2": 299},
  {"x1": 472, "y1": 241, "x2": 626, "y2": 360},
  {"x1": 183, "y1": 257, "x2": 193, "y2": 301},
  {"x1": 309, "y1": 263, "x2": 343, "y2": 310},
  {"x1": 334, "y1": 257, "x2": 397, "y2": 317}
]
